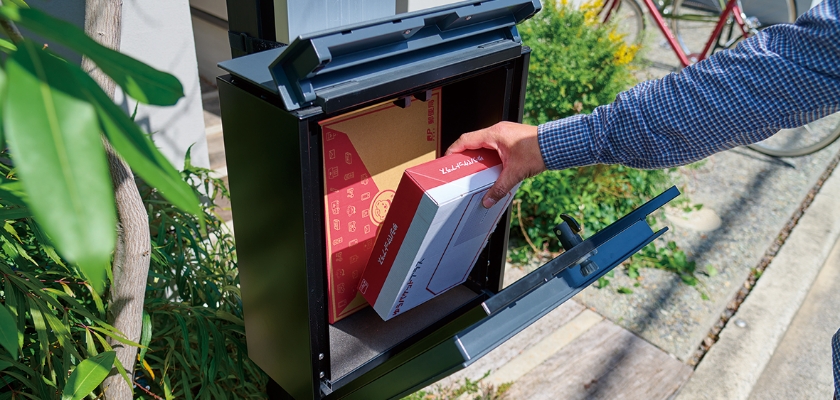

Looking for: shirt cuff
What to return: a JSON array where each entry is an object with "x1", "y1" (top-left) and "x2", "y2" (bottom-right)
[{"x1": 537, "y1": 114, "x2": 597, "y2": 170}]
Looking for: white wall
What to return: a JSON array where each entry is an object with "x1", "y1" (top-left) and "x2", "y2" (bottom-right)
[
  {"x1": 116, "y1": 0, "x2": 209, "y2": 170},
  {"x1": 274, "y1": 0, "x2": 396, "y2": 44},
  {"x1": 27, "y1": 0, "x2": 209, "y2": 170}
]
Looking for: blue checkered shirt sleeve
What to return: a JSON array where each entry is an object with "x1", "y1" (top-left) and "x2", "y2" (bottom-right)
[{"x1": 537, "y1": 0, "x2": 840, "y2": 170}]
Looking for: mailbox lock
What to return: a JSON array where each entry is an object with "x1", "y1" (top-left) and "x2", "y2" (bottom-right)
[{"x1": 553, "y1": 214, "x2": 599, "y2": 277}]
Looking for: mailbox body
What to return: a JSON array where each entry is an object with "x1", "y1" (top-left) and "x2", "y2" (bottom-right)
[
  {"x1": 218, "y1": 46, "x2": 530, "y2": 399},
  {"x1": 217, "y1": 2, "x2": 678, "y2": 399}
]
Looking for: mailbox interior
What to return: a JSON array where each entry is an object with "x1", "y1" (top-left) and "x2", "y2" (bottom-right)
[
  {"x1": 218, "y1": 45, "x2": 528, "y2": 400},
  {"x1": 317, "y1": 65, "x2": 521, "y2": 385}
]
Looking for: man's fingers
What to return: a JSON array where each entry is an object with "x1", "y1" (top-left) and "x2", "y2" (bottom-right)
[
  {"x1": 482, "y1": 167, "x2": 520, "y2": 209},
  {"x1": 445, "y1": 128, "x2": 493, "y2": 155}
]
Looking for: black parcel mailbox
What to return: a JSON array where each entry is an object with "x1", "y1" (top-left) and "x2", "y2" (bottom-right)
[{"x1": 216, "y1": 1, "x2": 679, "y2": 398}]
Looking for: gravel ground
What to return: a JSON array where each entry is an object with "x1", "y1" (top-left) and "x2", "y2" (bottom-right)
[{"x1": 513, "y1": 18, "x2": 840, "y2": 361}]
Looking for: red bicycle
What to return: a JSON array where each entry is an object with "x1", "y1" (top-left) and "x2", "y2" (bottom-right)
[{"x1": 599, "y1": 0, "x2": 840, "y2": 157}]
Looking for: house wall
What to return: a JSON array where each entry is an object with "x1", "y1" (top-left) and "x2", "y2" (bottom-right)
[{"x1": 28, "y1": 0, "x2": 209, "y2": 170}]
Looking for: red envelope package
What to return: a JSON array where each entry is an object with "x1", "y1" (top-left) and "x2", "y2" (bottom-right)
[
  {"x1": 358, "y1": 148, "x2": 519, "y2": 321},
  {"x1": 320, "y1": 89, "x2": 441, "y2": 324}
]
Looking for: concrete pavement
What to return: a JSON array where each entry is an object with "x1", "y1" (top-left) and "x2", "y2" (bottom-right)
[
  {"x1": 676, "y1": 155, "x2": 840, "y2": 400},
  {"x1": 750, "y1": 239, "x2": 840, "y2": 399}
]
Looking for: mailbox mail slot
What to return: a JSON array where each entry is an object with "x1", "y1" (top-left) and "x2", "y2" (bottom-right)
[{"x1": 217, "y1": 1, "x2": 678, "y2": 398}]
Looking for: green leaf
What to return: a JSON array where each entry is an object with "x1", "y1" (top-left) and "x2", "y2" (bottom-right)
[
  {"x1": 87, "y1": 326, "x2": 141, "y2": 348},
  {"x1": 4, "y1": 40, "x2": 115, "y2": 292},
  {"x1": 84, "y1": 283, "x2": 106, "y2": 319},
  {"x1": 89, "y1": 331, "x2": 132, "y2": 388},
  {"x1": 617, "y1": 287, "x2": 634, "y2": 294},
  {"x1": 706, "y1": 265, "x2": 718, "y2": 277},
  {"x1": 138, "y1": 311, "x2": 152, "y2": 363},
  {"x1": 0, "y1": 37, "x2": 15, "y2": 53},
  {"x1": 0, "y1": 180, "x2": 29, "y2": 207},
  {"x1": 65, "y1": 64, "x2": 201, "y2": 219},
  {"x1": 62, "y1": 351, "x2": 115, "y2": 400},
  {"x1": 173, "y1": 313, "x2": 193, "y2": 363},
  {"x1": 0, "y1": 304, "x2": 18, "y2": 359},
  {"x1": 163, "y1": 375, "x2": 175, "y2": 400},
  {"x1": 0, "y1": 360, "x2": 12, "y2": 371},
  {"x1": 215, "y1": 310, "x2": 244, "y2": 326},
  {"x1": 0, "y1": 6, "x2": 184, "y2": 105},
  {"x1": 34, "y1": 300, "x2": 82, "y2": 361},
  {"x1": 0, "y1": 66, "x2": 6, "y2": 148},
  {"x1": 26, "y1": 297, "x2": 48, "y2": 368}
]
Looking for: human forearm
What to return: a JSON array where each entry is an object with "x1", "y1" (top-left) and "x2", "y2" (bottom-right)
[{"x1": 540, "y1": 0, "x2": 840, "y2": 170}]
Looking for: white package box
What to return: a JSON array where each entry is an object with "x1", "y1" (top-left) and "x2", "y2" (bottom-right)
[{"x1": 359, "y1": 148, "x2": 519, "y2": 321}]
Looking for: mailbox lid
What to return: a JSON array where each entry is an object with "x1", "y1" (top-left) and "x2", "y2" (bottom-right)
[
  {"x1": 330, "y1": 187, "x2": 680, "y2": 399},
  {"x1": 219, "y1": 0, "x2": 540, "y2": 114}
]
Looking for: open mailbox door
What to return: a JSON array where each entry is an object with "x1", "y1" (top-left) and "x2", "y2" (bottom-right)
[
  {"x1": 335, "y1": 187, "x2": 678, "y2": 399},
  {"x1": 217, "y1": 1, "x2": 679, "y2": 398}
]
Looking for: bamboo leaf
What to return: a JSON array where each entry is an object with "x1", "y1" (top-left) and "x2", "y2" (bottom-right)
[
  {"x1": 65, "y1": 65, "x2": 201, "y2": 219},
  {"x1": 0, "y1": 6, "x2": 184, "y2": 105},
  {"x1": 138, "y1": 311, "x2": 152, "y2": 363},
  {"x1": 61, "y1": 351, "x2": 115, "y2": 400},
  {"x1": 0, "y1": 360, "x2": 11, "y2": 371},
  {"x1": 0, "y1": 304, "x2": 18, "y2": 359},
  {"x1": 83, "y1": 283, "x2": 105, "y2": 319},
  {"x1": 0, "y1": 207, "x2": 27, "y2": 220},
  {"x1": 0, "y1": 180, "x2": 28, "y2": 207},
  {"x1": 173, "y1": 313, "x2": 193, "y2": 363},
  {"x1": 87, "y1": 326, "x2": 141, "y2": 348},
  {"x1": 6, "y1": 283, "x2": 24, "y2": 349},
  {"x1": 26, "y1": 297, "x2": 49, "y2": 368},
  {"x1": 84, "y1": 328, "x2": 97, "y2": 357},
  {"x1": 0, "y1": 66, "x2": 6, "y2": 149},
  {"x1": 35, "y1": 300, "x2": 82, "y2": 361},
  {"x1": 180, "y1": 368, "x2": 195, "y2": 400},
  {"x1": 27, "y1": 220, "x2": 66, "y2": 268},
  {"x1": 214, "y1": 310, "x2": 244, "y2": 326},
  {"x1": 89, "y1": 330, "x2": 132, "y2": 387},
  {"x1": 197, "y1": 317, "x2": 208, "y2": 369},
  {"x1": 0, "y1": 37, "x2": 15, "y2": 53},
  {"x1": 4, "y1": 40, "x2": 115, "y2": 292},
  {"x1": 40, "y1": 288, "x2": 112, "y2": 330},
  {"x1": 163, "y1": 375, "x2": 175, "y2": 400},
  {"x1": 2, "y1": 222, "x2": 20, "y2": 242}
]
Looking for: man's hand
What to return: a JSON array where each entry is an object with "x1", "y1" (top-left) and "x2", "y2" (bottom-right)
[{"x1": 446, "y1": 121, "x2": 546, "y2": 208}]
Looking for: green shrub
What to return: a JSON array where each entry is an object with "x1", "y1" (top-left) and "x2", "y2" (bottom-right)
[
  {"x1": 0, "y1": 152, "x2": 266, "y2": 398},
  {"x1": 520, "y1": 0, "x2": 637, "y2": 125},
  {"x1": 512, "y1": 2, "x2": 703, "y2": 292},
  {"x1": 137, "y1": 156, "x2": 267, "y2": 398},
  {"x1": 513, "y1": 1, "x2": 662, "y2": 256}
]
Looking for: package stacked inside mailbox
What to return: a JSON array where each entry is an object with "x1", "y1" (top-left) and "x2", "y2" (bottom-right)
[
  {"x1": 320, "y1": 89, "x2": 442, "y2": 324},
  {"x1": 358, "y1": 148, "x2": 517, "y2": 321}
]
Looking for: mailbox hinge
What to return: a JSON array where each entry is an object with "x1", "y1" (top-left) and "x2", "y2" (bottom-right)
[
  {"x1": 320, "y1": 379, "x2": 333, "y2": 396},
  {"x1": 228, "y1": 30, "x2": 285, "y2": 55}
]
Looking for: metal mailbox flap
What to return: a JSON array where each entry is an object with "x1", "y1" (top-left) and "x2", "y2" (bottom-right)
[
  {"x1": 266, "y1": 0, "x2": 539, "y2": 112},
  {"x1": 339, "y1": 186, "x2": 680, "y2": 399}
]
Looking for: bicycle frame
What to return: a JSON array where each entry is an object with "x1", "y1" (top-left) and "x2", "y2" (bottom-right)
[{"x1": 603, "y1": 0, "x2": 750, "y2": 67}]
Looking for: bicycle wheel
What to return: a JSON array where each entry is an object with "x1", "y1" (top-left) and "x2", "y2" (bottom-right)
[
  {"x1": 747, "y1": 112, "x2": 840, "y2": 157},
  {"x1": 669, "y1": 0, "x2": 840, "y2": 157},
  {"x1": 670, "y1": 0, "x2": 750, "y2": 61},
  {"x1": 599, "y1": 0, "x2": 646, "y2": 46}
]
